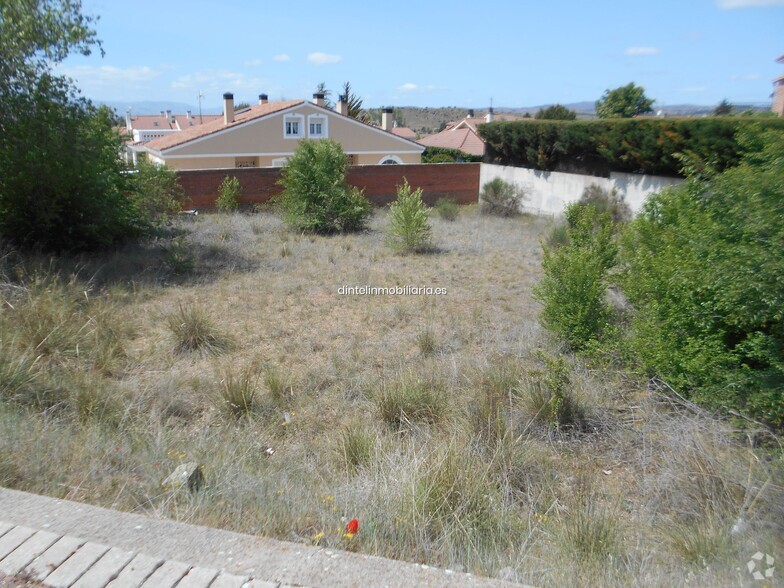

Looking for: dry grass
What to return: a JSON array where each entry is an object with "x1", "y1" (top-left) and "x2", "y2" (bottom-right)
[{"x1": 0, "y1": 207, "x2": 781, "y2": 586}]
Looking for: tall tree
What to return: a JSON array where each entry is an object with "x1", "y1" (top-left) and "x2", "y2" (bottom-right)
[
  {"x1": 315, "y1": 82, "x2": 334, "y2": 109},
  {"x1": 341, "y1": 81, "x2": 369, "y2": 122},
  {"x1": 0, "y1": 0, "x2": 155, "y2": 250},
  {"x1": 535, "y1": 104, "x2": 577, "y2": 120},
  {"x1": 595, "y1": 83, "x2": 654, "y2": 118},
  {"x1": 713, "y1": 99, "x2": 733, "y2": 116}
]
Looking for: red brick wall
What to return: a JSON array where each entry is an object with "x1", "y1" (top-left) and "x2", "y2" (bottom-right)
[{"x1": 176, "y1": 163, "x2": 479, "y2": 209}]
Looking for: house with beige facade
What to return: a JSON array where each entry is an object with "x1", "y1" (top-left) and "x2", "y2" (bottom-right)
[
  {"x1": 137, "y1": 93, "x2": 424, "y2": 169},
  {"x1": 418, "y1": 109, "x2": 524, "y2": 157}
]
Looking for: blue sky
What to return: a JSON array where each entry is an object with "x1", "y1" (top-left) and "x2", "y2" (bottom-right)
[{"x1": 58, "y1": 0, "x2": 784, "y2": 111}]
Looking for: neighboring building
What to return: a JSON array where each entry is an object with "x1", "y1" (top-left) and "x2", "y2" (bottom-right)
[
  {"x1": 773, "y1": 54, "x2": 784, "y2": 116},
  {"x1": 137, "y1": 94, "x2": 424, "y2": 170},
  {"x1": 124, "y1": 110, "x2": 221, "y2": 144},
  {"x1": 417, "y1": 109, "x2": 523, "y2": 157}
]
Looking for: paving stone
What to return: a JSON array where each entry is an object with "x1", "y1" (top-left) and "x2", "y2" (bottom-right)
[
  {"x1": 174, "y1": 565, "x2": 219, "y2": 588},
  {"x1": 0, "y1": 522, "x2": 13, "y2": 538},
  {"x1": 105, "y1": 553, "x2": 162, "y2": 588},
  {"x1": 71, "y1": 546, "x2": 135, "y2": 588},
  {"x1": 137, "y1": 559, "x2": 190, "y2": 588},
  {"x1": 245, "y1": 579, "x2": 280, "y2": 588},
  {"x1": 43, "y1": 541, "x2": 109, "y2": 588},
  {"x1": 23, "y1": 534, "x2": 85, "y2": 581},
  {"x1": 210, "y1": 572, "x2": 251, "y2": 588},
  {"x1": 0, "y1": 530, "x2": 59, "y2": 575},
  {"x1": 0, "y1": 526, "x2": 36, "y2": 560}
]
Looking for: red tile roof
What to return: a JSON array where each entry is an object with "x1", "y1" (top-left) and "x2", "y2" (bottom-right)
[
  {"x1": 391, "y1": 127, "x2": 417, "y2": 139},
  {"x1": 145, "y1": 100, "x2": 304, "y2": 152},
  {"x1": 417, "y1": 126, "x2": 486, "y2": 156},
  {"x1": 128, "y1": 114, "x2": 222, "y2": 131}
]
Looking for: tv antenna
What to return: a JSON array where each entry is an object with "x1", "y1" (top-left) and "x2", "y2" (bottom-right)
[{"x1": 197, "y1": 90, "x2": 204, "y2": 124}]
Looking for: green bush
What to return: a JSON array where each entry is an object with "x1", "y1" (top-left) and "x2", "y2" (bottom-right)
[
  {"x1": 434, "y1": 197, "x2": 459, "y2": 221},
  {"x1": 619, "y1": 128, "x2": 784, "y2": 427},
  {"x1": 478, "y1": 117, "x2": 784, "y2": 176},
  {"x1": 0, "y1": 85, "x2": 144, "y2": 251},
  {"x1": 479, "y1": 178, "x2": 524, "y2": 217},
  {"x1": 277, "y1": 139, "x2": 371, "y2": 233},
  {"x1": 387, "y1": 179, "x2": 433, "y2": 253},
  {"x1": 421, "y1": 146, "x2": 482, "y2": 163},
  {"x1": 215, "y1": 175, "x2": 241, "y2": 212},
  {"x1": 129, "y1": 159, "x2": 183, "y2": 227},
  {"x1": 534, "y1": 203, "x2": 616, "y2": 350}
]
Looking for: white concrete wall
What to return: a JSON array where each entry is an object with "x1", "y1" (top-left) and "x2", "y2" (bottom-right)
[{"x1": 479, "y1": 163, "x2": 684, "y2": 216}]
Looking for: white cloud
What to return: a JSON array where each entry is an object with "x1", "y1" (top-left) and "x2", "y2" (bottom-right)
[
  {"x1": 397, "y1": 83, "x2": 445, "y2": 94},
  {"x1": 243, "y1": 59, "x2": 263, "y2": 67},
  {"x1": 272, "y1": 54, "x2": 290, "y2": 62},
  {"x1": 625, "y1": 46, "x2": 661, "y2": 56},
  {"x1": 731, "y1": 73, "x2": 761, "y2": 80},
  {"x1": 716, "y1": 0, "x2": 784, "y2": 8},
  {"x1": 171, "y1": 70, "x2": 274, "y2": 98},
  {"x1": 307, "y1": 52, "x2": 343, "y2": 65}
]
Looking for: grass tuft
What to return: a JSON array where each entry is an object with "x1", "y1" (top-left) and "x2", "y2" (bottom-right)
[{"x1": 166, "y1": 303, "x2": 233, "y2": 356}]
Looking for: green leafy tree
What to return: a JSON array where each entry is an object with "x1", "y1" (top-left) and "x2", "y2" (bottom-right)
[
  {"x1": 0, "y1": 0, "x2": 159, "y2": 250},
  {"x1": 277, "y1": 139, "x2": 371, "y2": 233},
  {"x1": 315, "y1": 82, "x2": 334, "y2": 109},
  {"x1": 535, "y1": 104, "x2": 577, "y2": 120},
  {"x1": 620, "y1": 128, "x2": 784, "y2": 426},
  {"x1": 596, "y1": 82, "x2": 654, "y2": 118}
]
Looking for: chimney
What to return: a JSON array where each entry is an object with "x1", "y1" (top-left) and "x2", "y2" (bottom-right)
[
  {"x1": 259, "y1": 93, "x2": 268, "y2": 105},
  {"x1": 223, "y1": 92, "x2": 234, "y2": 125},
  {"x1": 468, "y1": 109, "x2": 475, "y2": 118},
  {"x1": 381, "y1": 107, "x2": 394, "y2": 131},
  {"x1": 186, "y1": 110, "x2": 192, "y2": 119},
  {"x1": 336, "y1": 94, "x2": 348, "y2": 116},
  {"x1": 485, "y1": 107, "x2": 494, "y2": 123},
  {"x1": 313, "y1": 92, "x2": 325, "y2": 107},
  {"x1": 125, "y1": 109, "x2": 132, "y2": 131},
  {"x1": 160, "y1": 110, "x2": 165, "y2": 118},
  {"x1": 166, "y1": 109, "x2": 173, "y2": 124}
]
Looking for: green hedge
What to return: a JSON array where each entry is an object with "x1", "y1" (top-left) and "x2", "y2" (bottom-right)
[
  {"x1": 478, "y1": 117, "x2": 784, "y2": 177},
  {"x1": 421, "y1": 146, "x2": 483, "y2": 164}
]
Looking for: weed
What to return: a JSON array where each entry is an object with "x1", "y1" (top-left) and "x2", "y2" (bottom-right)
[
  {"x1": 434, "y1": 198, "x2": 460, "y2": 221},
  {"x1": 387, "y1": 179, "x2": 433, "y2": 254},
  {"x1": 377, "y1": 373, "x2": 447, "y2": 429},
  {"x1": 416, "y1": 328, "x2": 438, "y2": 356},
  {"x1": 480, "y1": 178, "x2": 525, "y2": 217},
  {"x1": 216, "y1": 366, "x2": 260, "y2": 419},
  {"x1": 166, "y1": 303, "x2": 233, "y2": 356},
  {"x1": 216, "y1": 175, "x2": 242, "y2": 212},
  {"x1": 339, "y1": 424, "x2": 375, "y2": 471}
]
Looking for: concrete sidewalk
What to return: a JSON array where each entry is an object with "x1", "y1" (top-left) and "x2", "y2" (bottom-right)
[{"x1": 0, "y1": 488, "x2": 524, "y2": 587}]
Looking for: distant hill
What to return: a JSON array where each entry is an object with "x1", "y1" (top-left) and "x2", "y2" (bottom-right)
[{"x1": 101, "y1": 100, "x2": 219, "y2": 117}]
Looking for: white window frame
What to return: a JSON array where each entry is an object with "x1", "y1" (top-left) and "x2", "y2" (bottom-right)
[
  {"x1": 378, "y1": 154, "x2": 403, "y2": 164},
  {"x1": 283, "y1": 114, "x2": 304, "y2": 139},
  {"x1": 271, "y1": 157, "x2": 289, "y2": 167},
  {"x1": 307, "y1": 114, "x2": 328, "y2": 139}
]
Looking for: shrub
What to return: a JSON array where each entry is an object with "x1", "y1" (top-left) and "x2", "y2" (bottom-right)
[
  {"x1": 479, "y1": 178, "x2": 524, "y2": 217},
  {"x1": 421, "y1": 146, "x2": 482, "y2": 163},
  {"x1": 521, "y1": 353, "x2": 586, "y2": 430},
  {"x1": 387, "y1": 179, "x2": 432, "y2": 253},
  {"x1": 433, "y1": 198, "x2": 459, "y2": 221},
  {"x1": 215, "y1": 175, "x2": 241, "y2": 212},
  {"x1": 619, "y1": 128, "x2": 784, "y2": 427},
  {"x1": 535, "y1": 204, "x2": 616, "y2": 350},
  {"x1": 277, "y1": 139, "x2": 371, "y2": 233},
  {"x1": 129, "y1": 159, "x2": 183, "y2": 227},
  {"x1": 0, "y1": 90, "x2": 144, "y2": 251},
  {"x1": 578, "y1": 184, "x2": 631, "y2": 225}
]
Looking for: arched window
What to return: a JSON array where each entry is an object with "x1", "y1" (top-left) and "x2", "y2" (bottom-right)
[{"x1": 379, "y1": 155, "x2": 403, "y2": 164}]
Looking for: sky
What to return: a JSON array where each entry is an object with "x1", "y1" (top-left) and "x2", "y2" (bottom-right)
[{"x1": 57, "y1": 0, "x2": 784, "y2": 112}]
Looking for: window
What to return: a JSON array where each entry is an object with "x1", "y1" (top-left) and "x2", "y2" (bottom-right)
[
  {"x1": 235, "y1": 157, "x2": 257, "y2": 168},
  {"x1": 307, "y1": 115, "x2": 328, "y2": 138},
  {"x1": 283, "y1": 114, "x2": 304, "y2": 138},
  {"x1": 379, "y1": 155, "x2": 403, "y2": 165}
]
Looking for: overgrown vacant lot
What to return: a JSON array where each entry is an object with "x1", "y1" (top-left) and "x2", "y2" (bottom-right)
[{"x1": 0, "y1": 208, "x2": 781, "y2": 587}]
